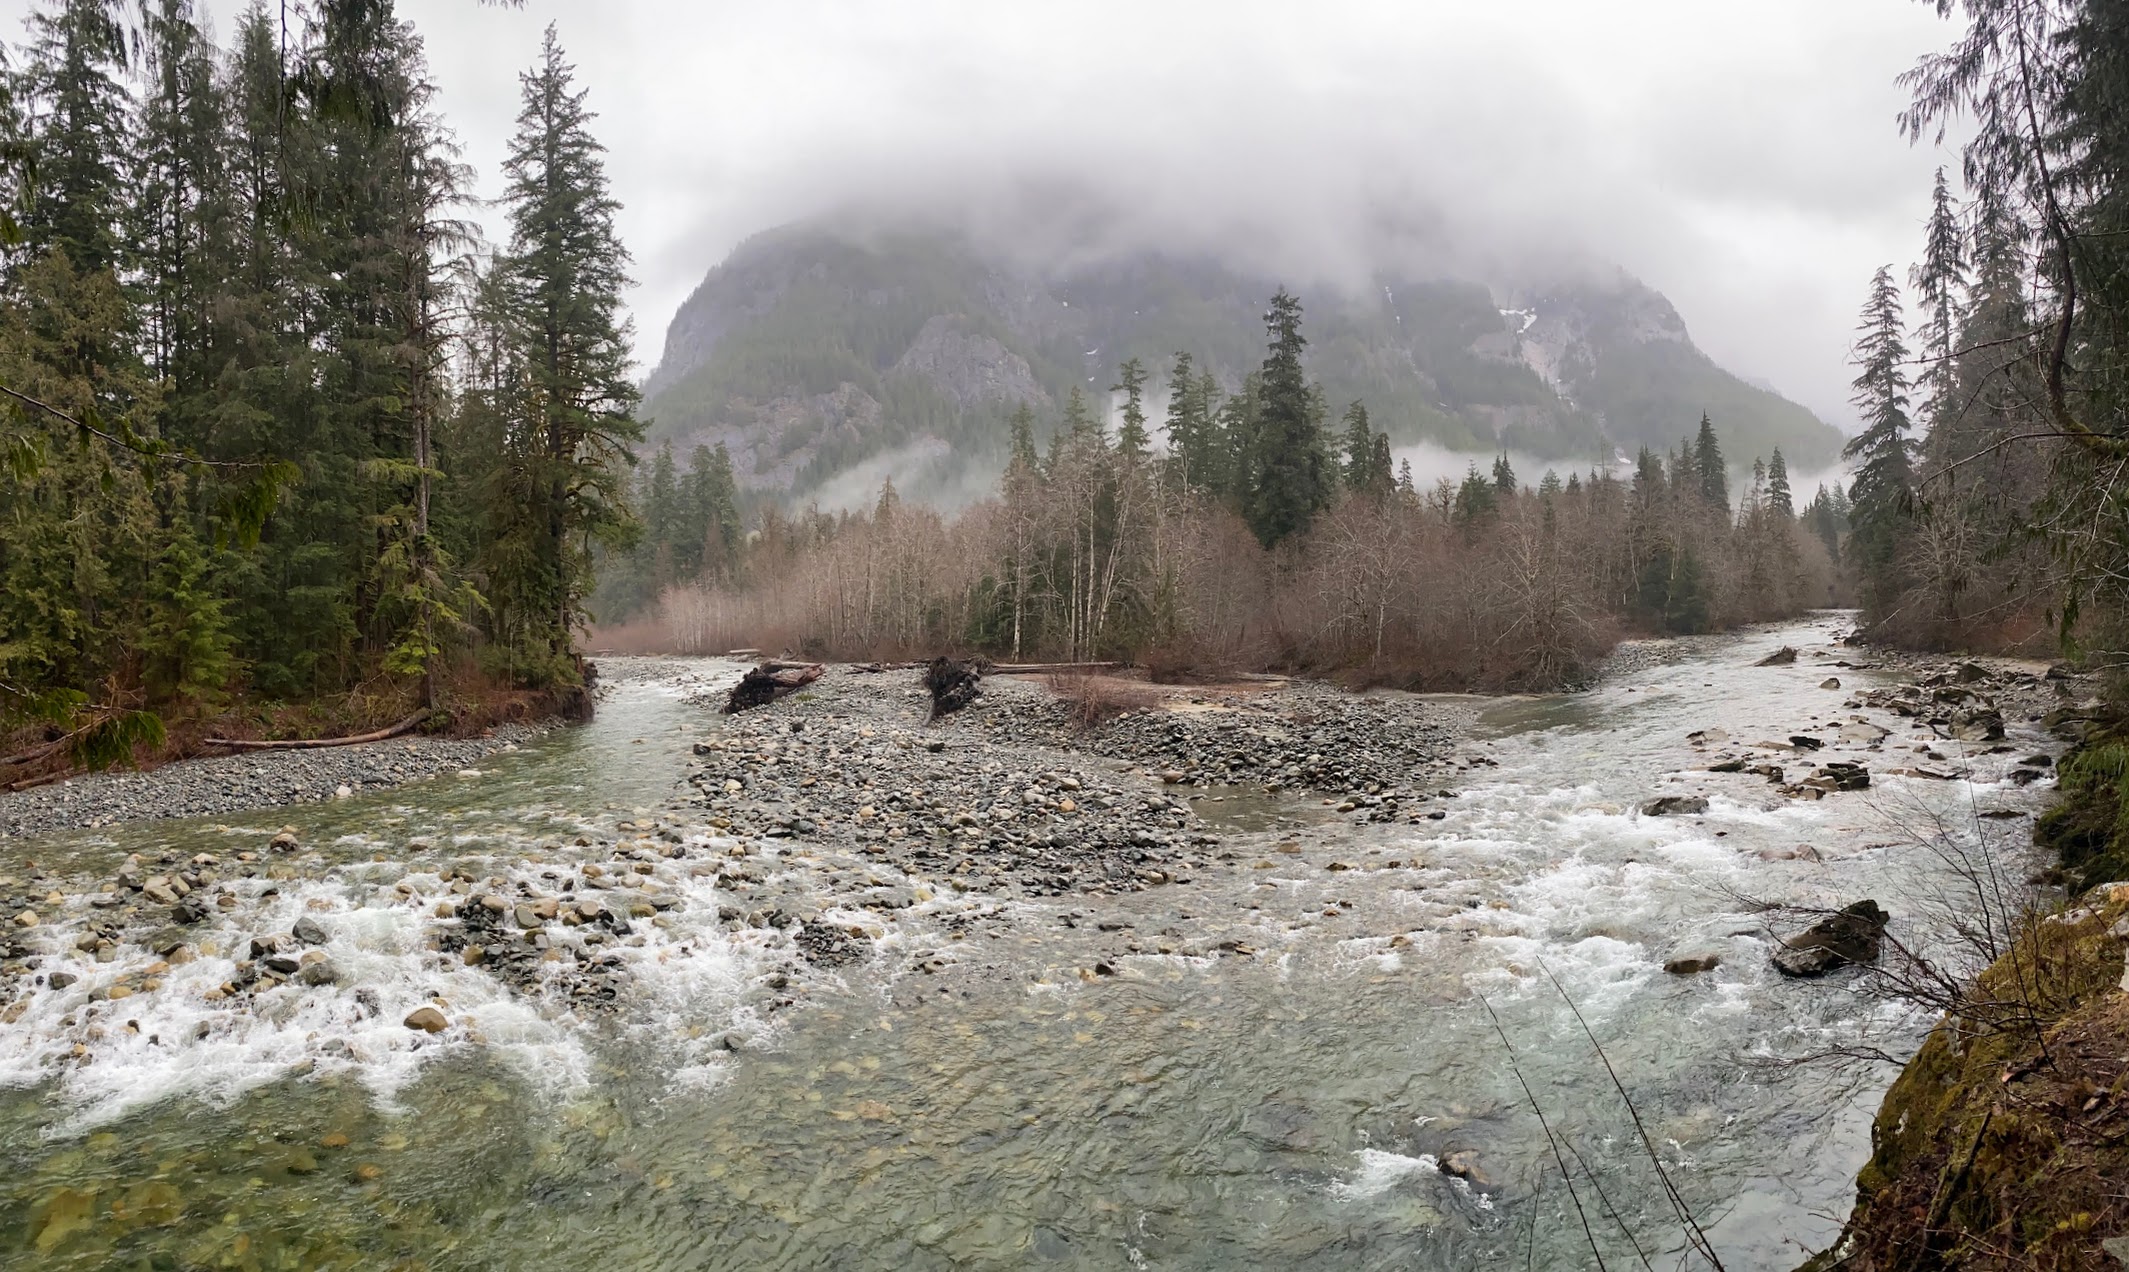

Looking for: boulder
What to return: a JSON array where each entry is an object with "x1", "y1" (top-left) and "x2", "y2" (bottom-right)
[
  {"x1": 1772, "y1": 900, "x2": 1889, "y2": 977},
  {"x1": 1755, "y1": 646, "x2": 1799, "y2": 666},
  {"x1": 1664, "y1": 952, "x2": 1722, "y2": 975},
  {"x1": 292, "y1": 916, "x2": 328, "y2": 946},
  {"x1": 1803, "y1": 762, "x2": 1870, "y2": 793},
  {"x1": 1643, "y1": 795, "x2": 1709, "y2": 816},
  {"x1": 1820, "y1": 677, "x2": 1841, "y2": 690},
  {"x1": 403, "y1": 1006, "x2": 448, "y2": 1033}
]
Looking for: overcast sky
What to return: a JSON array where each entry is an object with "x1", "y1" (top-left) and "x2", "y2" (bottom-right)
[{"x1": 8, "y1": 0, "x2": 1962, "y2": 429}]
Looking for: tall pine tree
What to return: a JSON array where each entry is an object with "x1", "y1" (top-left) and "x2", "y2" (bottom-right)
[{"x1": 484, "y1": 23, "x2": 640, "y2": 680}]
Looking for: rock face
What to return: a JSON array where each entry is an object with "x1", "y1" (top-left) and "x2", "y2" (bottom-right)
[
  {"x1": 636, "y1": 221, "x2": 1841, "y2": 507},
  {"x1": 1772, "y1": 901, "x2": 1889, "y2": 977}
]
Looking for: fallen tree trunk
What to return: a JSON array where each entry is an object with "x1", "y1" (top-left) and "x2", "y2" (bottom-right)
[
  {"x1": 204, "y1": 711, "x2": 430, "y2": 751},
  {"x1": 725, "y1": 663, "x2": 823, "y2": 713},
  {"x1": 989, "y1": 661, "x2": 1121, "y2": 675}
]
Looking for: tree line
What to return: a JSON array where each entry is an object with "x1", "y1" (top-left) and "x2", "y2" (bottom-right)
[
  {"x1": 0, "y1": 1, "x2": 639, "y2": 770},
  {"x1": 645, "y1": 289, "x2": 1839, "y2": 690},
  {"x1": 1832, "y1": 0, "x2": 2128, "y2": 661}
]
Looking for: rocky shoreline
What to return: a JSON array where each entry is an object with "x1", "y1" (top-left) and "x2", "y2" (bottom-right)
[{"x1": 0, "y1": 723, "x2": 550, "y2": 839}]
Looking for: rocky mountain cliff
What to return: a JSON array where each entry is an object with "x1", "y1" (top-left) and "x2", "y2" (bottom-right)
[{"x1": 641, "y1": 221, "x2": 1840, "y2": 506}]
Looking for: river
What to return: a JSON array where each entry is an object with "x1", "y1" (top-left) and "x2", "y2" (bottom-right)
[{"x1": 0, "y1": 614, "x2": 2058, "y2": 1269}]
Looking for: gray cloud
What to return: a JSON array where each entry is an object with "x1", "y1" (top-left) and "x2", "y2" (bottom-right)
[{"x1": 7, "y1": 0, "x2": 1961, "y2": 428}]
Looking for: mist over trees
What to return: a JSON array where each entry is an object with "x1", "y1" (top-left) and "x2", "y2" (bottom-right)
[
  {"x1": 637, "y1": 291, "x2": 1835, "y2": 689},
  {"x1": 0, "y1": 1, "x2": 637, "y2": 767}
]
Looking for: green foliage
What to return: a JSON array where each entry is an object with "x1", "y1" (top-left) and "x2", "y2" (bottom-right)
[{"x1": 1242, "y1": 289, "x2": 1334, "y2": 548}]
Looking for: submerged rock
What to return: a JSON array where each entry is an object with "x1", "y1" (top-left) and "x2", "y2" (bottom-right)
[
  {"x1": 1643, "y1": 795, "x2": 1709, "y2": 816},
  {"x1": 1664, "y1": 951, "x2": 1722, "y2": 974},
  {"x1": 1756, "y1": 646, "x2": 1799, "y2": 666},
  {"x1": 1772, "y1": 900, "x2": 1889, "y2": 977}
]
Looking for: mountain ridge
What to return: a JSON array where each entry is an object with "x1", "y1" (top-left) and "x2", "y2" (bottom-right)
[{"x1": 640, "y1": 221, "x2": 1841, "y2": 505}]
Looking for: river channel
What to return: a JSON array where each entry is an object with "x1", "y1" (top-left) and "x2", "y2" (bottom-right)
[{"x1": 0, "y1": 614, "x2": 2059, "y2": 1269}]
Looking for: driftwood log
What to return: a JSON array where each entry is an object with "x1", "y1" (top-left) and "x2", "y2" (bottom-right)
[
  {"x1": 924, "y1": 657, "x2": 984, "y2": 720},
  {"x1": 205, "y1": 711, "x2": 432, "y2": 751},
  {"x1": 988, "y1": 661, "x2": 1121, "y2": 675},
  {"x1": 725, "y1": 662, "x2": 824, "y2": 713}
]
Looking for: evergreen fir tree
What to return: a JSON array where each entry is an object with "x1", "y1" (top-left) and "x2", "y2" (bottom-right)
[
  {"x1": 1006, "y1": 401, "x2": 1039, "y2": 472},
  {"x1": 1492, "y1": 451, "x2": 1516, "y2": 494},
  {"x1": 1111, "y1": 357, "x2": 1149, "y2": 460},
  {"x1": 18, "y1": 0, "x2": 131, "y2": 276},
  {"x1": 1242, "y1": 289, "x2": 1332, "y2": 547},
  {"x1": 1693, "y1": 413, "x2": 1728, "y2": 509},
  {"x1": 1341, "y1": 400, "x2": 1373, "y2": 490},
  {"x1": 1767, "y1": 447, "x2": 1794, "y2": 520},
  {"x1": 1843, "y1": 265, "x2": 1916, "y2": 612},
  {"x1": 1911, "y1": 167, "x2": 1967, "y2": 433},
  {"x1": 487, "y1": 23, "x2": 640, "y2": 678}
]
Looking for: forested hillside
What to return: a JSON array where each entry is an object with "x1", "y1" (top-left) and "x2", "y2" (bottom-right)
[
  {"x1": 0, "y1": 2, "x2": 638, "y2": 776},
  {"x1": 639, "y1": 222, "x2": 1840, "y2": 506}
]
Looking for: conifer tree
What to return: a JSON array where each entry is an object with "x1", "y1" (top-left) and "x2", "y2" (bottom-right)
[
  {"x1": 1243, "y1": 289, "x2": 1331, "y2": 547},
  {"x1": 1112, "y1": 357, "x2": 1149, "y2": 461},
  {"x1": 1492, "y1": 451, "x2": 1516, "y2": 494},
  {"x1": 486, "y1": 23, "x2": 640, "y2": 677},
  {"x1": 1766, "y1": 447, "x2": 1794, "y2": 520},
  {"x1": 1911, "y1": 167, "x2": 1966, "y2": 433},
  {"x1": 1340, "y1": 401, "x2": 1374, "y2": 490},
  {"x1": 1692, "y1": 413, "x2": 1728, "y2": 509},
  {"x1": 18, "y1": 0, "x2": 130, "y2": 276},
  {"x1": 1843, "y1": 266, "x2": 1916, "y2": 614}
]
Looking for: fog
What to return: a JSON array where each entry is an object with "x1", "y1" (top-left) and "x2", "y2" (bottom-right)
[{"x1": 3, "y1": 0, "x2": 1963, "y2": 430}]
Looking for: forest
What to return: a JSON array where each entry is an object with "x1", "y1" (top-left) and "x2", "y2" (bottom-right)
[
  {"x1": 616, "y1": 292, "x2": 1847, "y2": 691},
  {"x1": 0, "y1": 0, "x2": 639, "y2": 776}
]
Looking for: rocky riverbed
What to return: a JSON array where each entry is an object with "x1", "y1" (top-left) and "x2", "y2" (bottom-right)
[
  {"x1": 0, "y1": 619, "x2": 2104, "y2": 1272},
  {"x1": 0, "y1": 724, "x2": 550, "y2": 840},
  {"x1": 681, "y1": 668, "x2": 1475, "y2": 899}
]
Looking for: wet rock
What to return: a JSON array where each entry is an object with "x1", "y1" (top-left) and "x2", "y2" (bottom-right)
[
  {"x1": 1788, "y1": 735, "x2": 1824, "y2": 751},
  {"x1": 296, "y1": 959, "x2": 340, "y2": 987},
  {"x1": 1756, "y1": 845, "x2": 1823, "y2": 863},
  {"x1": 1772, "y1": 900, "x2": 1889, "y2": 977},
  {"x1": 1755, "y1": 646, "x2": 1798, "y2": 666},
  {"x1": 270, "y1": 830, "x2": 300, "y2": 851},
  {"x1": 1803, "y1": 762, "x2": 1870, "y2": 793},
  {"x1": 1948, "y1": 706, "x2": 2005, "y2": 742},
  {"x1": 1820, "y1": 677, "x2": 1841, "y2": 690},
  {"x1": 46, "y1": 970, "x2": 76, "y2": 990},
  {"x1": 292, "y1": 916, "x2": 328, "y2": 946},
  {"x1": 11, "y1": 909, "x2": 36, "y2": 927},
  {"x1": 1664, "y1": 952, "x2": 1722, "y2": 975},
  {"x1": 1642, "y1": 795, "x2": 1709, "y2": 816},
  {"x1": 403, "y1": 1006, "x2": 448, "y2": 1032},
  {"x1": 1438, "y1": 1151, "x2": 1492, "y2": 1188}
]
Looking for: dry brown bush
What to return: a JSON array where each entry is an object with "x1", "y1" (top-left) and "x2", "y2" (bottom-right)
[{"x1": 1045, "y1": 671, "x2": 1162, "y2": 730}]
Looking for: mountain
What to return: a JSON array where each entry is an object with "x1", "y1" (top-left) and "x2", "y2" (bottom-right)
[{"x1": 640, "y1": 221, "x2": 1841, "y2": 506}]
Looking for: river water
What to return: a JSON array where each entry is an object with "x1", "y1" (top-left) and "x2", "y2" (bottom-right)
[{"x1": 0, "y1": 615, "x2": 2057, "y2": 1270}]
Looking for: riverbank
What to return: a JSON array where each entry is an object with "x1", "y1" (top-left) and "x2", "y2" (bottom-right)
[
  {"x1": 0, "y1": 615, "x2": 2098, "y2": 1270},
  {"x1": 0, "y1": 722, "x2": 553, "y2": 839}
]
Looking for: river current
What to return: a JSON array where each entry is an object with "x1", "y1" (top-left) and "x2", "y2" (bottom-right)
[{"x1": 0, "y1": 614, "x2": 2056, "y2": 1269}]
